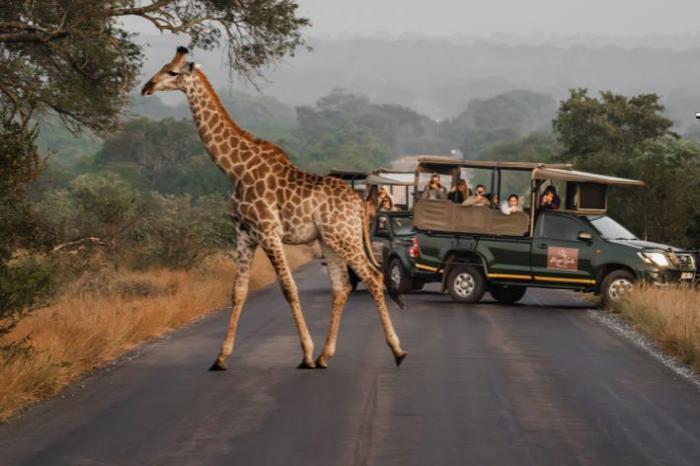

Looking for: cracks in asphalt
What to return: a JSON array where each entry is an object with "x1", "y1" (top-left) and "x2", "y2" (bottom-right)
[
  {"x1": 353, "y1": 376, "x2": 378, "y2": 466},
  {"x1": 588, "y1": 309, "x2": 700, "y2": 390}
]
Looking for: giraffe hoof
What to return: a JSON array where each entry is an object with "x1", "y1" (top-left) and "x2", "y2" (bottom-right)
[
  {"x1": 314, "y1": 357, "x2": 329, "y2": 369},
  {"x1": 209, "y1": 360, "x2": 227, "y2": 371},
  {"x1": 297, "y1": 360, "x2": 316, "y2": 369},
  {"x1": 394, "y1": 351, "x2": 408, "y2": 367}
]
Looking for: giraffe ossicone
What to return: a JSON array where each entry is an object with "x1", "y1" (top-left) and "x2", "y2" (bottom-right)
[{"x1": 141, "y1": 47, "x2": 407, "y2": 369}]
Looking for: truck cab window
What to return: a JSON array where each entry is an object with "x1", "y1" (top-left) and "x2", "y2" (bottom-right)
[
  {"x1": 375, "y1": 215, "x2": 390, "y2": 237},
  {"x1": 537, "y1": 214, "x2": 582, "y2": 242}
]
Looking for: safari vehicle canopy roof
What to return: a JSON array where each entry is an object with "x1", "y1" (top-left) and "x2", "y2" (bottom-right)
[
  {"x1": 366, "y1": 171, "x2": 415, "y2": 186},
  {"x1": 416, "y1": 156, "x2": 573, "y2": 173},
  {"x1": 531, "y1": 168, "x2": 644, "y2": 186},
  {"x1": 415, "y1": 156, "x2": 644, "y2": 187}
]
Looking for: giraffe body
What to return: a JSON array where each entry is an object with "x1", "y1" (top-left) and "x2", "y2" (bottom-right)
[{"x1": 142, "y1": 48, "x2": 406, "y2": 369}]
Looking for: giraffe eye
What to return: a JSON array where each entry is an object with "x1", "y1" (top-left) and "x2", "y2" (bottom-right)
[{"x1": 167, "y1": 71, "x2": 179, "y2": 76}]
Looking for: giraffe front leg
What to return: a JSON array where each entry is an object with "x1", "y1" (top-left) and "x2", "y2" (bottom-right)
[
  {"x1": 260, "y1": 235, "x2": 316, "y2": 369},
  {"x1": 316, "y1": 243, "x2": 352, "y2": 369},
  {"x1": 210, "y1": 234, "x2": 257, "y2": 371}
]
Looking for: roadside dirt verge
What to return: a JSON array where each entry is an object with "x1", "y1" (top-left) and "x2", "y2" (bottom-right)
[{"x1": 0, "y1": 245, "x2": 317, "y2": 421}]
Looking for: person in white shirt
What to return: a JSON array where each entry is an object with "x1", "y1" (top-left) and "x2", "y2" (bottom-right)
[{"x1": 500, "y1": 194, "x2": 523, "y2": 215}]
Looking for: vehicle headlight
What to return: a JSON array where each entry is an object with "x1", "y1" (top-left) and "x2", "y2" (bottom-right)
[{"x1": 638, "y1": 251, "x2": 670, "y2": 268}]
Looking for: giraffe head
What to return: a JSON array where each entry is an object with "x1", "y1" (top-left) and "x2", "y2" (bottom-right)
[{"x1": 141, "y1": 47, "x2": 199, "y2": 96}]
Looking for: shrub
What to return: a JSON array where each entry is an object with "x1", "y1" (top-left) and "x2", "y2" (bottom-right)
[
  {"x1": 0, "y1": 256, "x2": 56, "y2": 348},
  {"x1": 126, "y1": 193, "x2": 234, "y2": 269}
]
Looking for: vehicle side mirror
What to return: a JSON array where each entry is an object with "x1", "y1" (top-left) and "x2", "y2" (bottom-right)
[{"x1": 578, "y1": 231, "x2": 592, "y2": 241}]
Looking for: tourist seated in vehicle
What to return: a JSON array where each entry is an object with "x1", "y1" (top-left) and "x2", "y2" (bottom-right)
[
  {"x1": 500, "y1": 194, "x2": 523, "y2": 215},
  {"x1": 421, "y1": 174, "x2": 448, "y2": 200},
  {"x1": 462, "y1": 184, "x2": 491, "y2": 207},
  {"x1": 539, "y1": 185, "x2": 561, "y2": 210},
  {"x1": 377, "y1": 186, "x2": 394, "y2": 207},
  {"x1": 448, "y1": 179, "x2": 469, "y2": 204},
  {"x1": 378, "y1": 195, "x2": 397, "y2": 212},
  {"x1": 489, "y1": 193, "x2": 500, "y2": 209}
]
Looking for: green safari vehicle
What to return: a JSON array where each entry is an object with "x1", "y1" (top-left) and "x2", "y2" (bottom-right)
[{"x1": 404, "y1": 157, "x2": 697, "y2": 306}]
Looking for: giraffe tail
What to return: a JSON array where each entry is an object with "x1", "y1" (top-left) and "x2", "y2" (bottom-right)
[{"x1": 361, "y1": 201, "x2": 405, "y2": 310}]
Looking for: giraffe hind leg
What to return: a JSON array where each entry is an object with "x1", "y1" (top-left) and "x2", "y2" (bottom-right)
[{"x1": 324, "y1": 236, "x2": 407, "y2": 367}]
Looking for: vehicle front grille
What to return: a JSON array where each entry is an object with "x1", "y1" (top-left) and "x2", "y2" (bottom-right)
[{"x1": 676, "y1": 253, "x2": 697, "y2": 271}]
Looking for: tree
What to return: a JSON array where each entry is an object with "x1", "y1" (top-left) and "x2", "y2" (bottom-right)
[
  {"x1": 0, "y1": 111, "x2": 42, "y2": 261},
  {"x1": 609, "y1": 137, "x2": 700, "y2": 247},
  {"x1": 553, "y1": 89, "x2": 700, "y2": 247},
  {"x1": 553, "y1": 89, "x2": 675, "y2": 158},
  {"x1": 68, "y1": 172, "x2": 142, "y2": 249},
  {"x1": 0, "y1": 111, "x2": 52, "y2": 347},
  {"x1": 1, "y1": 1, "x2": 309, "y2": 136}
]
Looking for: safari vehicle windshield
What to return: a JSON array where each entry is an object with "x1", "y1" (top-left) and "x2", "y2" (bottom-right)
[
  {"x1": 587, "y1": 215, "x2": 638, "y2": 240},
  {"x1": 390, "y1": 215, "x2": 414, "y2": 236}
]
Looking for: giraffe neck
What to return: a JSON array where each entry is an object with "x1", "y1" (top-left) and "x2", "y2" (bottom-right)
[{"x1": 183, "y1": 70, "x2": 253, "y2": 178}]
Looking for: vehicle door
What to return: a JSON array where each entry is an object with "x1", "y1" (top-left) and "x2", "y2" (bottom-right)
[
  {"x1": 477, "y1": 237, "x2": 532, "y2": 282},
  {"x1": 371, "y1": 213, "x2": 393, "y2": 266},
  {"x1": 530, "y1": 212, "x2": 597, "y2": 287}
]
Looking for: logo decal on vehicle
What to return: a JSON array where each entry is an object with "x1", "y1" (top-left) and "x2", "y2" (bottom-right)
[{"x1": 547, "y1": 246, "x2": 579, "y2": 270}]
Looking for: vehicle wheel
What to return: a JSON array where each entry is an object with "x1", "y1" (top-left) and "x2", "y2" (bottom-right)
[
  {"x1": 348, "y1": 267, "x2": 360, "y2": 291},
  {"x1": 601, "y1": 269, "x2": 635, "y2": 306},
  {"x1": 489, "y1": 284, "x2": 527, "y2": 304},
  {"x1": 387, "y1": 258, "x2": 411, "y2": 294},
  {"x1": 446, "y1": 265, "x2": 486, "y2": 303}
]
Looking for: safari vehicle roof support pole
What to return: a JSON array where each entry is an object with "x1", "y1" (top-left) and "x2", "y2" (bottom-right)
[
  {"x1": 529, "y1": 179, "x2": 546, "y2": 237},
  {"x1": 496, "y1": 168, "x2": 502, "y2": 204}
]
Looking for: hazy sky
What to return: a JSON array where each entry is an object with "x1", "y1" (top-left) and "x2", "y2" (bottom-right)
[
  {"x1": 124, "y1": 1, "x2": 700, "y2": 41},
  {"x1": 296, "y1": 0, "x2": 700, "y2": 37}
]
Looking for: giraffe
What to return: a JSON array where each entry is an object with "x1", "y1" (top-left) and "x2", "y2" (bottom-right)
[{"x1": 141, "y1": 47, "x2": 407, "y2": 370}]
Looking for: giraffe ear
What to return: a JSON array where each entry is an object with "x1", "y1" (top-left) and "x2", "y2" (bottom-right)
[{"x1": 171, "y1": 46, "x2": 188, "y2": 67}]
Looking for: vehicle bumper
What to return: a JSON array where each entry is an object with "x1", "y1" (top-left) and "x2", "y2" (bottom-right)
[{"x1": 639, "y1": 268, "x2": 697, "y2": 285}]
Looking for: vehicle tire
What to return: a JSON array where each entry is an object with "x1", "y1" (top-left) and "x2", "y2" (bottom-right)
[
  {"x1": 348, "y1": 267, "x2": 360, "y2": 291},
  {"x1": 600, "y1": 269, "x2": 635, "y2": 307},
  {"x1": 489, "y1": 284, "x2": 527, "y2": 304},
  {"x1": 387, "y1": 258, "x2": 412, "y2": 294},
  {"x1": 446, "y1": 265, "x2": 486, "y2": 303},
  {"x1": 411, "y1": 280, "x2": 425, "y2": 291}
]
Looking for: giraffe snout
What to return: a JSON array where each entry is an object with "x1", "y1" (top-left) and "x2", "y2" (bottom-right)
[{"x1": 141, "y1": 81, "x2": 155, "y2": 96}]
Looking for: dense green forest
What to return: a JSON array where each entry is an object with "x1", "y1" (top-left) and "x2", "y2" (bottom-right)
[{"x1": 31, "y1": 84, "x2": 700, "y2": 251}]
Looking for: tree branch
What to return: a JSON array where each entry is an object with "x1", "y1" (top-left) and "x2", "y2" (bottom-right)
[{"x1": 109, "y1": 0, "x2": 175, "y2": 17}]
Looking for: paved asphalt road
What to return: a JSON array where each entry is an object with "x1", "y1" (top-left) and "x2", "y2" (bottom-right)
[{"x1": 2, "y1": 261, "x2": 700, "y2": 466}]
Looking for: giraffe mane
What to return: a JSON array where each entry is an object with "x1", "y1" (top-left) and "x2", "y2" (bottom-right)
[{"x1": 194, "y1": 69, "x2": 290, "y2": 162}]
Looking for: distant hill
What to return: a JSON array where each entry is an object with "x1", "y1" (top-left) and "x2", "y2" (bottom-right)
[{"x1": 134, "y1": 34, "x2": 700, "y2": 130}]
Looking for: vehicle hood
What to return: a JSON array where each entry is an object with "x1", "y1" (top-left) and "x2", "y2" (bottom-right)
[{"x1": 605, "y1": 239, "x2": 682, "y2": 252}]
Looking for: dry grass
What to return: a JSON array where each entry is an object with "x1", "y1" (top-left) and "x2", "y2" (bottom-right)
[
  {"x1": 615, "y1": 285, "x2": 700, "y2": 372},
  {"x1": 0, "y1": 245, "x2": 317, "y2": 421}
]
